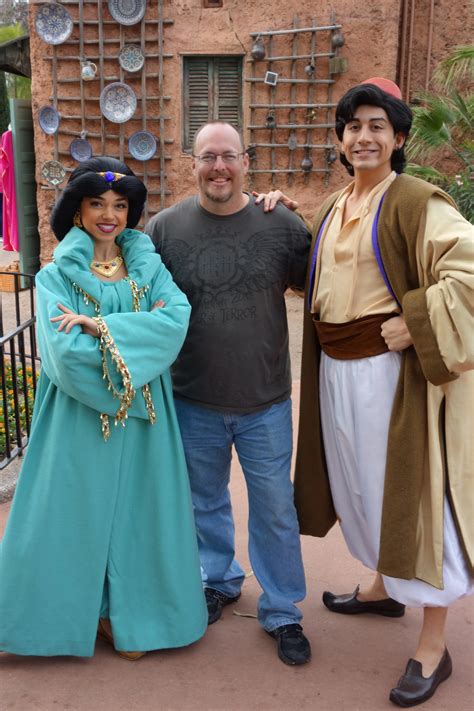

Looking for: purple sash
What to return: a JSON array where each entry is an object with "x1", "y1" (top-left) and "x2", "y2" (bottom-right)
[
  {"x1": 371, "y1": 194, "x2": 400, "y2": 306},
  {"x1": 307, "y1": 213, "x2": 330, "y2": 309}
]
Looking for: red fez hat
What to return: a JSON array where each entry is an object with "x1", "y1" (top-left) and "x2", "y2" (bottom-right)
[{"x1": 360, "y1": 77, "x2": 402, "y2": 99}]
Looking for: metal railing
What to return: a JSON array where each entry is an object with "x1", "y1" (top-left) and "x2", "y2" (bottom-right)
[{"x1": 0, "y1": 272, "x2": 40, "y2": 470}]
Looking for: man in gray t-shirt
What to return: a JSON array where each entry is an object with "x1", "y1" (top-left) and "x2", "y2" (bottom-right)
[{"x1": 146, "y1": 121, "x2": 311, "y2": 666}]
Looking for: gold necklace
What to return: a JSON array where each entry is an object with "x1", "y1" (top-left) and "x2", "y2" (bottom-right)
[{"x1": 90, "y1": 251, "x2": 124, "y2": 277}]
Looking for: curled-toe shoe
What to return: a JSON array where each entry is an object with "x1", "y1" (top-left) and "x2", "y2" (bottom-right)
[
  {"x1": 322, "y1": 585, "x2": 405, "y2": 617},
  {"x1": 389, "y1": 649, "x2": 452, "y2": 707}
]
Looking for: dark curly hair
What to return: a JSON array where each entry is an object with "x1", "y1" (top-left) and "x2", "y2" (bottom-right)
[
  {"x1": 50, "y1": 156, "x2": 147, "y2": 241},
  {"x1": 335, "y1": 84, "x2": 413, "y2": 175}
]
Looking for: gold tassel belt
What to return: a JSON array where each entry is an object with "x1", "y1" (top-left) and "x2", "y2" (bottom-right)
[{"x1": 313, "y1": 313, "x2": 397, "y2": 360}]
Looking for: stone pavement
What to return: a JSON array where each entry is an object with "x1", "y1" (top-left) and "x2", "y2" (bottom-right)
[{"x1": 0, "y1": 387, "x2": 473, "y2": 711}]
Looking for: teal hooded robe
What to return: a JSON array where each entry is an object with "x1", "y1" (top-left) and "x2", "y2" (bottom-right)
[{"x1": 0, "y1": 227, "x2": 207, "y2": 656}]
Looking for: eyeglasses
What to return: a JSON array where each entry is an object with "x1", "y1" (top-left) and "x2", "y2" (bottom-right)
[{"x1": 192, "y1": 152, "x2": 246, "y2": 164}]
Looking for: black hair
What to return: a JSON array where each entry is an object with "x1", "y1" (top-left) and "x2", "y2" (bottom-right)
[
  {"x1": 50, "y1": 156, "x2": 147, "y2": 241},
  {"x1": 335, "y1": 84, "x2": 413, "y2": 175}
]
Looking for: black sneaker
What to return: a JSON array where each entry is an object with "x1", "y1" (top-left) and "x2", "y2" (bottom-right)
[
  {"x1": 268, "y1": 624, "x2": 311, "y2": 665},
  {"x1": 204, "y1": 587, "x2": 241, "y2": 625}
]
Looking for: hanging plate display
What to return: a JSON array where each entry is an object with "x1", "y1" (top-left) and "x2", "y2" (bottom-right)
[
  {"x1": 100, "y1": 82, "x2": 137, "y2": 123},
  {"x1": 41, "y1": 160, "x2": 67, "y2": 186},
  {"x1": 128, "y1": 131, "x2": 157, "y2": 161},
  {"x1": 38, "y1": 105, "x2": 60, "y2": 135},
  {"x1": 119, "y1": 45, "x2": 145, "y2": 73},
  {"x1": 108, "y1": 0, "x2": 147, "y2": 26},
  {"x1": 35, "y1": 4, "x2": 74, "y2": 45},
  {"x1": 70, "y1": 137, "x2": 93, "y2": 162}
]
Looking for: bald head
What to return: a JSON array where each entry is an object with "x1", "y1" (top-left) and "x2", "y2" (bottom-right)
[{"x1": 193, "y1": 121, "x2": 245, "y2": 154}]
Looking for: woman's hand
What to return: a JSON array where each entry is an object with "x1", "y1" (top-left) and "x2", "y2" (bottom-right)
[
  {"x1": 381, "y1": 316, "x2": 413, "y2": 351},
  {"x1": 51, "y1": 303, "x2": 99, "y2": 337},
  {"x1": 252, "y1": 190, "x2": 299, "y2": 212},
  {"x1": 151, "y1": 299, "x2": 165, "y2": 310}
]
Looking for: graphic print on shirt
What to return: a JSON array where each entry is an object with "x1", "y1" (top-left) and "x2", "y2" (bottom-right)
[{"x1": 160, "y1": 225, "x2": 291, "y2": 324}]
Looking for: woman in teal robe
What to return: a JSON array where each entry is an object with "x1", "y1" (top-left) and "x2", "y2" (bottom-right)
[{"x1": 0, "y1": 157, "x2": 207, "y2": 658}]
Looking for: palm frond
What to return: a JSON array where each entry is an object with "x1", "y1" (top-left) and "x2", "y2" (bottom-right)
[
  {"x1": 449, "y1": 92, "x2": 474, "y2": 134},
  {"x1": 433, "y1": 45, "x2": 474, "y2": 92},
  {"x1": 405, "y1": 164, "x2": 448, "y2": 185},
  {"x1": 407, "y1": 95, "x2": 455, "y2": 160}
]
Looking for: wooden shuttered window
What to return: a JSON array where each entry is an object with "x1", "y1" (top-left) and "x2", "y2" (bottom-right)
[{"x1": 183, "y1": 56, "x2": 243, "y2": 151}]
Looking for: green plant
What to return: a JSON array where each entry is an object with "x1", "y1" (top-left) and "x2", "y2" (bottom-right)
[
  {"x1": 0, "y1": 22, "x2": 32, "y2": 100},
  {"x1": 5, "y1": 72, "x2": 31, "y2": 99},
  {"x1": 406, "y1": 45, "x2": 474, "y2": 222},
  {"x1": 0, "y1": 361, "x2": 37, "y2": 459},
  {"x1": 0, "y1": 22, "x2": 25, "y2": 44}
]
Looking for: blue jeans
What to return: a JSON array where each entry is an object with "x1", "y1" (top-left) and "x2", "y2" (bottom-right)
[{"x1": 174, "y1": 397, "x2": 306, "y2": 631}]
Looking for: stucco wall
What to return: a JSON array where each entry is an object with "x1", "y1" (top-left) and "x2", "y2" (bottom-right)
[{"x1": 27, "y1": 0, "x2": 471, "y2": 261}]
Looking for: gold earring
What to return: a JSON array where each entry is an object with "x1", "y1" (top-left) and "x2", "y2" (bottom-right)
[{"x1": 73, "y1": 211, "x2": 83, "y2": 228}]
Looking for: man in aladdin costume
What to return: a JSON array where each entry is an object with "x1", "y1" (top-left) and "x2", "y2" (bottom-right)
[{"x1": 258, "y1": 78, "x2": 473, "y2": 706}]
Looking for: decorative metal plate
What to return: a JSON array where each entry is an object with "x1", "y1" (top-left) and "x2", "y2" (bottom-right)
[
  {"x1": 100, "y1": 82, "x2": 137, "y2": 123},
  {"x1": 35, "y1": 4, "x2": 74, "y2": 46},
  {"x1": 41, "y1": 160, "x2": 67, "y2": 186},
  {"x1": 70, "y1": 137, "x2": 93, "y2": 162},
  {"x1": 108, "y1": 0, "x2": 146, "y2": 26},
  {"x1": 119, "y1": 44, "x2": 145, "y2": 73},
  {"x1": 38, "y1": 105, "x2": 60, "y2": 135},
  {"x1": 128, "y1": 131, "x2": 157, "y2": 161}
]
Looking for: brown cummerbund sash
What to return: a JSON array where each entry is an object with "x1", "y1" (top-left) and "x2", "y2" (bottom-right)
[{"x1": 313, "y1": 313, "x2": 398, "y2": 360}]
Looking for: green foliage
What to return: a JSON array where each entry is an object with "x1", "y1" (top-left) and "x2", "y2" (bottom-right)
[
  {"x1": 405, "y1": 164, "x2": 446, "y2": 184},
  {"x1": 0, "y1": 22, "x2": 25, "y2": 44},
  {"x1": 446, "y1": 173, "x2": 474, "y2": 223},
  {"x1": 0, "y1": 22, "x2": 31, "y2": 99},
  {"x1": 0, "y1": 361, "x2": 37, "y2": 459},
  {"x1": 408, "y1": 94, "x2": 454, "y2": 159},
  {"x1": 406, "y1": 45, "x2": 474, "y2": 222},
  {"x1": 433, "y1": 45, "x2": 474, "y2": 93},
  {"x1": 6, "y1": 73, "x2": 31, "y2": 99},
  {"x1": 0, "y1": 72, "x2": 10, "y2": 134}
]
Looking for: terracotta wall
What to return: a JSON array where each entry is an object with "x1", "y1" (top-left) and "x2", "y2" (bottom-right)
[{"x1": 27, "y1": 0, "x2": 471, "y2": 262}]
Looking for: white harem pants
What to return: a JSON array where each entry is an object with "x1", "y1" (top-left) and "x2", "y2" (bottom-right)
[{"x1": 319, "y1": 350, "x2": 473, "y2": 607}]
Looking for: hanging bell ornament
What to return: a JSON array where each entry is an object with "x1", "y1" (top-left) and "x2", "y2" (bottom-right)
[
  {"x1": 287, "y1": 134, "x2": 298, "y2": 151},
  {"x1": 304, "y1": 63, "x2": 315, "y2": 76},
  {"x1": 265, "y1": 112, "x2": 276, "y2": 130},
  {"x1": 246, "y1": 144, "x2": 257, "y2": 160},
  {"x1": 331, "y1": 31, "x2": 345, "y2": 49},
  {"x1": 327, "y1": 148, "x2": 337, "y2": 164},
  {"x1": 300, "y1": 153, "x2": 313, "y2": 172},
  {"x1": 251, "y1": 36, "x2": 266, "y2": 61}
]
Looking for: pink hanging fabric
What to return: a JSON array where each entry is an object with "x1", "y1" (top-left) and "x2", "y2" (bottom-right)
[{"x1": 0, "y1": 129, "x2": 20, "y2": 251}]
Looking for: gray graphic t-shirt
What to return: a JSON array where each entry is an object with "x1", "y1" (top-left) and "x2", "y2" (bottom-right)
[{"x1": 146, "y1": 195, "x2": 311, "y2": 413}]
